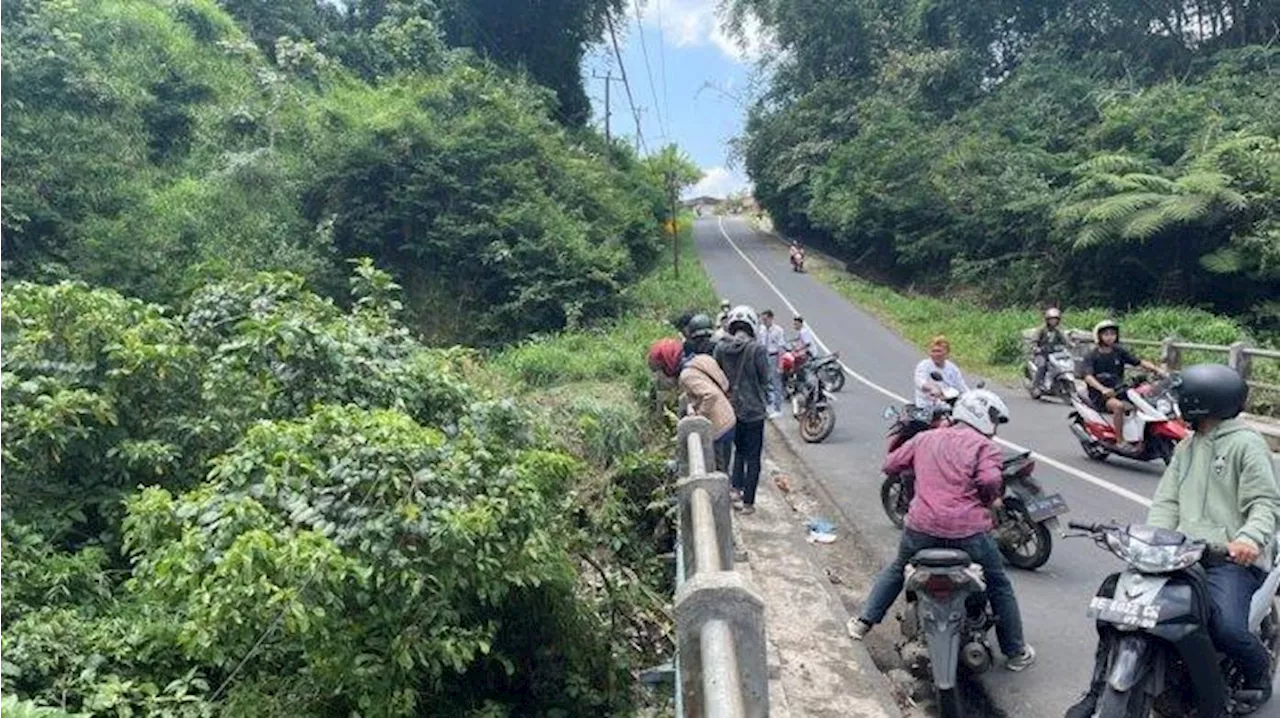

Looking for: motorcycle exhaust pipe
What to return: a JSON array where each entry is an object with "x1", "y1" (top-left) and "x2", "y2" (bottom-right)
[
  {"x1": 1068, "y1": 421, "x2": 1097, "y2": 447},
  {"x1": 961, "y1": 640, "x2": 993, "y2": 673}
]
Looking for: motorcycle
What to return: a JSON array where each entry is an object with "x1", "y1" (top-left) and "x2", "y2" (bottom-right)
[
  {"x1": 879, "y1": 442, "x2": 1068, "y2": 570},
  {"x1": 1024, "y1": 347, "x2": 1077, "y2": 403},
  {"x1": 898, "y1": 548, "x2": 997, "y2": 718},
  {"x1": 1068, "y1": 373, "x2": 1189, "y2": 465},
  {"x1": 785, "y1": 360, "x2": 836, "y2": 443},
  {"x1": 1068, "y1": 521, "x2": 1280, "y2": 717},
  {"x1": 790, "y1": 247, "x2": 806, "y2": 272},
  {"x1": 809, "y1": 352, "x2": 846, "y2": 392}
]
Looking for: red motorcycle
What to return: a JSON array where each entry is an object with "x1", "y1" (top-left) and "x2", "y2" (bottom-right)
[{"x1": 1068, "y1": 373, "x2": 1189, "y2": 465}]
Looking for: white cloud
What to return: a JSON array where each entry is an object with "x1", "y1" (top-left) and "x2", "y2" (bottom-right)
[
  {"x1": 644, "y1": 0, "x2": 772, "y2": 64},
  {"x1": 685, "y1": 165, "x2": 752, "y2": 199}
]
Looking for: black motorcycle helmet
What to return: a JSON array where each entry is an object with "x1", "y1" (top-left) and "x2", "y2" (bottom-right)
[
  {"x1": 1176, "y1": 363, "x2": 1248, "y2": 422},
  {"x1": 685, "y1": 313, "x2": 715, "y2": 340}
]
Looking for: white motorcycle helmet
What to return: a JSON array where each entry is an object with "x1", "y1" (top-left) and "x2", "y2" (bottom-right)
[
  {"x1": 724, "y1": 305, "x2": 760, "y2": 338},
  {"x1": 951, "y1": 389, "x2": 1010, "y2": 437}
]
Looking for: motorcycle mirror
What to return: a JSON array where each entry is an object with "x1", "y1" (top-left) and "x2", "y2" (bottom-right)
[
  {"x1": 976, "y1": 380, "x2": 986, "y2": 389},
  {"x1": 929, "y1": 371, "x2": 944, "y2": 381},
  {"x1": 882, "y1": 405, "x2": 899, "y2": 420}
]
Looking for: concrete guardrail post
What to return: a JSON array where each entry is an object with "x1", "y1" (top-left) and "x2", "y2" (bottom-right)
[
  {"x1": 1161, "y1": 338, "x2": 1182, "y2": 371},
  {"x1": 675, "y1": 571, "x2": 769, "y2": 718},
  {"x1": 1229, "y1": 341, "x2": 1253, "y2": 381}
]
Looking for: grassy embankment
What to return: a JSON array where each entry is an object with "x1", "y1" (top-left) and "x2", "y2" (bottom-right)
[{"x1": 794, "y1": 246, "x2": 1279, "y2": 415}]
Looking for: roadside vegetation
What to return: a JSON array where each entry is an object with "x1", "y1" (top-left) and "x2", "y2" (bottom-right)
[
  {"x1": 726, "y1": 0, "x2": 1279, "y2": 340},
  {"x1": 1, "y1": 0, "x2": 710, "y2": 715}
]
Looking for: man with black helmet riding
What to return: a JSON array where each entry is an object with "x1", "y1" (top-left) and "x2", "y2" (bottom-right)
[
  {"x1": 1082, "y1": 319, "x2": 1165, "y2": 450},
  {"x1": 1066, "y1": 364, "x2": 1280, "y2": 717}
]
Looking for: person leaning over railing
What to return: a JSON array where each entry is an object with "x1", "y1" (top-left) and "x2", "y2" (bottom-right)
[{"x1": 678, "y1": 314, "x2": 737, "y2": 473}]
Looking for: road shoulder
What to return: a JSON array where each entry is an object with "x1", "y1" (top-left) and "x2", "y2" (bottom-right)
[{"x1": 734, "y1": 452, "x2": 905, "y2": 718}]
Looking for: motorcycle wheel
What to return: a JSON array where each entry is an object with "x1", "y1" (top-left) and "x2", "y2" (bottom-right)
[
  {"x1": 1096, "y1": 685, "x2": 1153, "y2": 718},
  {"x1": 823, "y1": 366, "x2": 846, "y2": 392},
  {"x1": 880, "y1": 474, "x2": 910, "y2": 529},
  {"x1": 799, "y1": 406, "x2": 835, "y2": 443},
  {"x1": 1056, "y1": 378, "x2": 1076, "y2": 404},
  {"x1": 937, "y1": 687, "x2": 964, "y2": 718},
  {"x1": 997, "y1": 503, "x2": 1053, "y2": 571}
]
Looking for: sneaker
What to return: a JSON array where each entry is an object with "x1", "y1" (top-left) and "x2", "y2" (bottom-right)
[
  {"x1": 1005, "y1": 645, "x2": 1036, "y2": 672},
  {"x1": 730, "y1": 488, "x2": 743, "y2": 501},
  {"x1": 740, "y1": 505, "x2": 756, "y2": 515},
  {"x1": 846, "y1": 618, "x2": 872, "y2": 641},
  {"x1": 1063, "y1": 688, "x2": 1100, "y2": 718}
]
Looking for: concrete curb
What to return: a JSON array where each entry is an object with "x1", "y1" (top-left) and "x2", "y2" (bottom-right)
[{"x1": 728, "y1": 418, "x2": 904, "y2": 717}]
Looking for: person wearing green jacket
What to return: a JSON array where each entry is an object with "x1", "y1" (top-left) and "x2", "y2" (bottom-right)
[{"x1": 1067, "y1": 363, "x2": 1280, "y2": 718}]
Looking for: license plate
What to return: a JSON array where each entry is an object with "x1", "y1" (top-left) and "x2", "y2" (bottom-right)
[
  {"x1": 1088, "y1": 596, "x2": 1160, "y2": 628},
  {"x1": 1023, "y1": 493, "x2": 1069, "y2": 522}
]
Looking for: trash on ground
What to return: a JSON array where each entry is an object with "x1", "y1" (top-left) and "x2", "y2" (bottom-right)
[
  {"x1": 773, "y1": 472, "x2": 793, "y2": 493},
  {"x1": 806, "y1": 516, "x2": 837, "y2": 544}
]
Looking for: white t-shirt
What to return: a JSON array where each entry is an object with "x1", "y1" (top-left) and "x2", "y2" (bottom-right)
[
  {"x1": 762, "y1": 324, "x2": 786, "y2": 355},
  {"x1": 914, "y1": 359, "x2": 969, "y2": 409},
  {"x1": 793, "y1": 326, "x2": 819, "y2": 356}
]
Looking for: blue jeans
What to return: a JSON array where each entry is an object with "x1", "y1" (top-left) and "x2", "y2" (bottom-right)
[
  {"x1": 1206, "y1": 563, "x2": 1271, "y2": 688},
  {"x1": 860, "y1": 529, "x2": 1026, "y2": 657},
  {"x1": 767, "y1": 353, "x2": 783, "y2": 413}
]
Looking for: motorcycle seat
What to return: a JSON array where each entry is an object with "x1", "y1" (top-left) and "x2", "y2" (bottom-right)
[{"x1": 910, "y1": 548, "x2": 973, "y2": 568}]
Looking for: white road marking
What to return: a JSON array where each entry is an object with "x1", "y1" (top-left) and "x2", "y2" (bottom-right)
[{"x1": 713, "y1": 216, "x2": 1153, "y2": 508}]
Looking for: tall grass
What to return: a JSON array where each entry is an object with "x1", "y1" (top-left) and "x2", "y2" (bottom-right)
[{"x1": 808, "y1": 255, "x2": 1279, "y2": 415}]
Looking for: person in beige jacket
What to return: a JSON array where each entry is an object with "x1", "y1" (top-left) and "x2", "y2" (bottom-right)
[{"x1": 679, "y1": 315, "x2": 737, "y2": 473}]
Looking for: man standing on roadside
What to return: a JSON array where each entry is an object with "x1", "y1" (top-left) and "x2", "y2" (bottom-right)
[
  {"x1": 715, "y1": 305, "x2": 773, "y2": 515},
  {"x1": 760, "y1": 309, "x2": 786, "y2": 418}
]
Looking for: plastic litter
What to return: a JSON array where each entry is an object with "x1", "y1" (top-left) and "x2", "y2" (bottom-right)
[{"x1": 806, "y1": 517, "x2": 837, "y2": 544}]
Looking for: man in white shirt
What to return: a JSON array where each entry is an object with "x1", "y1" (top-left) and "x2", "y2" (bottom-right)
[
  {"x1": 792, "y1": 315, "x2": 820, "y2": 358},
  {"x1": 914, "y1": 335, "x2": 969, "y2": 410},
  {"x1": 760, "y1": 310, "x2": 786, "y2": 417}
]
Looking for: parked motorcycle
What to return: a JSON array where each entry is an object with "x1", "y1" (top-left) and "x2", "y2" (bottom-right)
[
  {"x1": 1068, "y1": 521, "x2": 1280, "y2": 717},
  {"x1": 809, "y1": 352, "x2": 846, "y2": 392},
  {"x1": 782, "y1": 359, "x2": 836, "y2": 442},
  {"x1": 1068, "y1": 373, "x2": 1189, "y2": 465},
  {"x1": 880, "y1": 444, "x2": 1067, "y2": 570},
  {"x1": 898, "y1": 548, "x2": 996, "y2": 718},
  {"x1": 1024, "y1": 347, "x2": 1077, "y2": 402}
]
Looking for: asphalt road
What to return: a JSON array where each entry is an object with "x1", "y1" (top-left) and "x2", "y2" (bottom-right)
[{"x1": 694, "y1": 215, "x2": 1280, "y2": 718}]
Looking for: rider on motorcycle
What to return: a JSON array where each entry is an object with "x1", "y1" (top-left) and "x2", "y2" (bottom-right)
[
  {"x1": 1065, "y1": 364, "x2": 1280, "y2": 718},
  {"x1": 1082, "y1": 320, "x2": 1165, "y2": 449},
  {"x1": 1030, "y1": 307, "x2": 1070, "y2": 393},
  {"x1": 791, "y1": 315, "x2": 819, "y2": 358},
  {"x1": 914, "y1": 336, "x2": 970, "y2": 411},
  {"x1": 789, "y1": 241, "x2": 805, "y2": 268},
  {"x1": 848, "y1": 390, "x2": 1037, "y2": 672}
]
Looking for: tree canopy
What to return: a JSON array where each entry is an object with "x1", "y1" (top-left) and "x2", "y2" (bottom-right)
[{"x1": 730, "y1": 0, "x2": 1280, "y2": 331}]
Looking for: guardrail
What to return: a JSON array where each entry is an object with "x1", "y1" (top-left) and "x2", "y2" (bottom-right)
[
  {"x1": 672, "y1": 415, "x2": 769, "y2": 718},
  {"x1": 1057, "y1": 329, "x2": 1280, "y2": 395}
]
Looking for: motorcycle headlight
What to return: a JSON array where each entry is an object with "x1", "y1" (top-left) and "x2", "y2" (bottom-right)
[{"x1": 1155, "y1": 398, "x2": 1173, "y2": 417}]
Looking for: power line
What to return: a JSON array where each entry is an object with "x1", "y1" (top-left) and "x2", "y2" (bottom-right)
[
  {"x1": 605, "y1": 10, "x2": 647, "y2": 154},
  {"x1": 632, "y1": 0, "x2": 667, "y2": 142},
  {"x1": 655, "y1": 0, "x2": 670, "y2": 132}
]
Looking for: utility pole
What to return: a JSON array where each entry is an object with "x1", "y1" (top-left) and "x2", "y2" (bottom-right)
[
  {"x1": 634, "y1": 107, "x2": 648, "y2": 153},
  {"x1": 669, "y1": 171, "x2": 679, "y2": 278},
  {"x1": 591, "y1": 70, "x2": 625, "y2": 144}
]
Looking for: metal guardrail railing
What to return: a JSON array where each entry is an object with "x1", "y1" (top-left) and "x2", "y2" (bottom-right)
[
  {"x1": 672, "y1": 415, "x2": 769, "y2": 718},
  {"x1": 1023, "y1": 329, "x2": 1280, "y2": 403}
]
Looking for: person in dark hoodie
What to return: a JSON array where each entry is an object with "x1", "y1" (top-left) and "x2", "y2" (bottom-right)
[{"x1": 713, "y1": 305, "x2": 774, "y2": 515}]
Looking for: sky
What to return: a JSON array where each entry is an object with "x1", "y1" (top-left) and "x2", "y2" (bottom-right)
[{"x1": 581, "y1": 0, "x2": 771, "y2": 199}]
